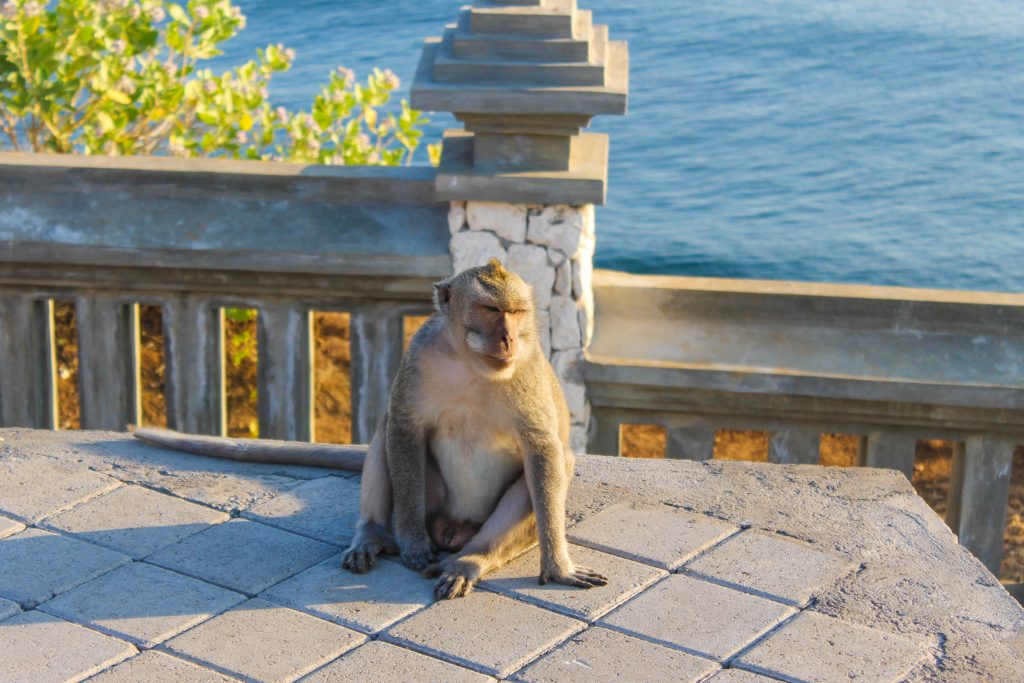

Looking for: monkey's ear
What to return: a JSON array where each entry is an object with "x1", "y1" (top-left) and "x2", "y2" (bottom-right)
[{"x1": 433, "y1": 280, "x2": 452, "y2": 314}]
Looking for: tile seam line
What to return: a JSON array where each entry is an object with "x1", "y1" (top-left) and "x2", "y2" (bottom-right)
[
  {"x1": 378, "y1": 592, "x2": 588, "y2": 680},
  {"x1": 37, "y1": 511, "x2": 231, "y2": 562},
  {"x1": 235, "y1": 509, "x2": 349, "y2": 548},
  {"x1": 34, "y1": 597, "x2": 242, "y2": 652},
  {"x1": 504, "y1": 622, "x2": 723, "y2": 683},
  {"x1": 589, "y1": 570, "x2": 675, "y2": 626},
  {"x1": 377, "y1": 631, "x2": 502, "y2": 678},
  {"x1": 4, "y1": 545, "x2": 132, "y2": 611},
  {"x1": 2, "y1": 609, "x2": 143, "y2": 677},
  {"x1": 97, "y1": 468, "x2": 313, "y2": 515},
  {"x1": 153, "y1": 605, "x2": 369, "y2": 681},
  {"x1": 669, "y1": 524, "x2": 748, "y2": 570},
  {"x1": 82, "y1": 649, "x2": 233, "y2": 682},
  {"x1": 476, "y1": 562, "x2": 668, "y2": 623},
  {"x1": 31, "y1": 563, "x2": 247, "y2": 644},
  {"x1": 723, "y1": 609, "x2": 805, "y2": 668},
  {"x1": 140, "y1": 517, "x2": 339, "y2": 580},
  {"x1": 674, "y1": 568, "x2": 811, "y2": 608},
  {"x1": 591, "y1": 620, "x2": 727, "y2": 667},
  {"x1": 254, "y1": 576, "x2": 414, "y2": 637},
  {"x1": 0, "y1": 475, "x2": 123, "y2": 526},
  {"x1": 565, "y1": 525, "x2": 739, "y2": 572}
]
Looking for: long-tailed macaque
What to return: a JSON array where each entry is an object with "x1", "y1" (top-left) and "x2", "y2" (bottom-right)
[{"x1": 133, "y1": 259, "x2": 606, "y2": 599}]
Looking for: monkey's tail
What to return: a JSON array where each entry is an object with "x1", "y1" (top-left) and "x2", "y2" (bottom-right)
[{"x1": 129, "y1": 426, "x2": 366, "y2": 472}]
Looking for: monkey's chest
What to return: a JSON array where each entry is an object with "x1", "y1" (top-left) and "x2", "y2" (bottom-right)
[{"x1": 430, "y1": 412, "x2": 523, "y2": 523}]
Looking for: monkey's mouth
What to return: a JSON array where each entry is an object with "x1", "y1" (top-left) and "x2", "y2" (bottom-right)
[{"x1": 485, "y1": 354, "x2": 515, "y2": 368}]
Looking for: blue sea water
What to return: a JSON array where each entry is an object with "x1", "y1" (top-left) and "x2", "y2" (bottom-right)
[{"x1": 215, "y1": 1, "x2": 1024, "y2": 292}]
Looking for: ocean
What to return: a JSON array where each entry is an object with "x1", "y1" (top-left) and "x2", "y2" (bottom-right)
[{"x1": 215, "y1": 0, "x2": 1024, "y2": 293}]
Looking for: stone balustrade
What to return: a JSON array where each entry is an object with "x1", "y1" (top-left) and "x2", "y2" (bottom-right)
[
  {"x1": 585, "y1": 269, "x2": 1024, "y2": 577},
  {"x1": 0, "y1": 154, "x2": 449, "y2": 444}
]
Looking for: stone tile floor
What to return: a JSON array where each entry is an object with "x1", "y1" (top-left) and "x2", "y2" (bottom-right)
[{"x1": 1, "y1": 429, "x2": 1021, "y2": 682}]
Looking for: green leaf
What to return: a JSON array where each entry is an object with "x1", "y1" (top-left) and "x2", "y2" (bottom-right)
[
  {"x1": 168, "y1": 4, "x2": 188, "y2": 24},
  {"x1": 105, "y1": 88, "x2": 131, "y2": 105},
  {"x1": 97, "y1": 111, "x2": 115, "y2": 133}
]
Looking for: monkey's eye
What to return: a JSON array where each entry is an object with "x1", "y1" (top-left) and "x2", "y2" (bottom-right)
[{"x1": 482, "y1": 305, "x2": 500, "y2": 313}]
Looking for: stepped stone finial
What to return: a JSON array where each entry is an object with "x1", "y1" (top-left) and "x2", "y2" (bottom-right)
[{"x1": 411, "y1": 0, "x2": 629, "y2": 205}]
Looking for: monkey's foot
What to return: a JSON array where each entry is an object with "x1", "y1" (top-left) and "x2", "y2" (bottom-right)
[
  {"x1": 539, "y1": 564, "x2": 608, "y2": 589},
  {"x1": 341, "y1": 524, "x2": 397, "y2": 574},
  {"x1": 425, "y1": 559, "x2": 482, "y2": 600},
  {"x1": 396, "y1": 535, "x2": 437, "y2": 572}
]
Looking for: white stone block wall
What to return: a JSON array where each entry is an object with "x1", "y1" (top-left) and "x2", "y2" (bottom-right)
[{"x1": 449, "y1": 200, "x2": 595, "y2": 453}]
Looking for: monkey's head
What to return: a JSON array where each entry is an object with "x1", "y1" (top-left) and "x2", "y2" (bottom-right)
[{"x1": 433, "y1": 259, "x2": 538, "y2": 378}]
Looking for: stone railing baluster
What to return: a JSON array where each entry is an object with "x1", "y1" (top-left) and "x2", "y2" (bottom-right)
[
  {"x1": 163, "y1": 295, "x2": 225, "y2": 436},
  {"x1": 589, "y1": 410, "x2": 622, "y2": 456},
  {"x1": 0, "y1": 295, "x2": 57, "y2": 429},
  {"x1": 257, "y1": 302, "x2": 313, "y2": 441},
  {"x1": 667, "y1": 421, "x2": 716, "y2": 460},
  {"x1": 769, "y1": 427, "x2": 822, "y2": 465},
  {"x1": 349, "y1": 306, "x2": 404, "y2": 444},
  {"x1": 75, "y1": 295, "x2": 140, "y2": 430},
  {"x1": 946, "y1": 435, "x2": 1015, "y2": 575},
  {"x1": 862, "y1": 431, "x2": 917, "y2": 480}
]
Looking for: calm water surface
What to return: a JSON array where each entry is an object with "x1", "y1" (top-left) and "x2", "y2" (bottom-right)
[{"x1": 217, "y1": 1, "x2": 1024, "y2": 292}]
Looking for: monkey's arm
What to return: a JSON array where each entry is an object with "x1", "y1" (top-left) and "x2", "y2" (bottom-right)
[
  {"x1": 383, "y1": 378, "x2": 435, "y2": 570},
  {"x1": 520, "y1": 424, "x2": 607, "y2": 588},
  {"x1": 130, "y1": 426, "x2": 367, "y2": 471}
]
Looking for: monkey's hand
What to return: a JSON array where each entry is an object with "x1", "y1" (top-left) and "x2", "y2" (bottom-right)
[
  {"x1": 424, "y1": 557, "x2": 482, "y2": 600},
  {"x1": 396, "y1": 533, "x2": 437, "y2": 572},
  {"x1": 539, "y1": 560, "x2": 608, "y2": 589}
]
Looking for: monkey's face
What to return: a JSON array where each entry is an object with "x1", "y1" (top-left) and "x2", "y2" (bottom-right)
[
  {"x1": 463, "y1": 298, "x2": 532, "y2": 374},
  {"x1": 435, "y1": 261, "x2": 539, "y2": 379}
]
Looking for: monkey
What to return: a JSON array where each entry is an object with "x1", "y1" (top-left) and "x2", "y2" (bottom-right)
[{"x1": 133, "y1": 259, "x2": 607, "y2": 600}]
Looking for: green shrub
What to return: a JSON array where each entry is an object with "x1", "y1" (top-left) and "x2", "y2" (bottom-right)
[{"x1": 0, "y1": 0, "x2": 438, "y2": 164}]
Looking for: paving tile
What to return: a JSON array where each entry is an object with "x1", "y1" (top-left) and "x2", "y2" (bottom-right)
[
  {"x1": 600, "y1": 574, "x2": 796, "y2": 661},
  {"x1": 40, "y1": 561, "x2": 245, "y2": 647},
  {"x1": 0, "y1": 456, "x2": 120, "y2": 523},
  {"x1": 0, "y1": 596, "x2": 20, "y2": 621},
  {"x1": 734, "y1": 611, "x2": 928, "y2": 683},
  {"x1": 244, "y1": 475, "x2": 361, "y2": 546},
  {"x1": 569, "y1": 503, "x2": 738, "y2": 570},
  {"x1": 481, "y1": 543, "x2": 666, "y2": 621},
  {"x1": 301, "y1": 641, "x2": 492, "y2": 682},
  {"x1": 513, "y1": 626, "x2": 720, "y2": 683},
  {"x1": 164, "y1": 598, "x2": 365, "y2": 683},
  {"x1": 685, "y1": 530, "x2": 854, "y2": 606},
  {"x1": 41, "y1": 485, "x2": 229, "y2": 559},
  {"x1": 705, "y1": 669, "x2": 781, "y2": 682},
  {"x1": 262, "y1": 555, "x2": 433, "y2": 634},
  {"x1": 89, "y1": 651, "x2": 235, "y2": 682},
  {"x1": 0, "y1": 514, "x2": 25, "y2": 539},
  {"x1": 0, "y1": 527, "x2": 130, "y2": 608},
  {"x1": 385, "y1": 590, "x2": 585, "y2": 678},
  {"x1": 147, "y1": 518, "x2": 336, "y2": 595},
  {"x1": 0, "y1": 610, "x2": 135, "y2": 683}
]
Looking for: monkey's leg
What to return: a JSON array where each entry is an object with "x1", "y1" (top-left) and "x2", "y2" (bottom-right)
[
  {"x1": 525, "y1": 441, "x2": 609, "y2": 590},
  {"x1": 341, "y1": 427, "x2": 397, "y2": 573},
  {"x1": 427, "y1": 476, "x2": 535, "y2": 599}
]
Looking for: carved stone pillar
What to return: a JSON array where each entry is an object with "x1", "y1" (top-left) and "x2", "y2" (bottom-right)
[{"x1": 412, "y1": 0, "x2": 629, "y2": 451}]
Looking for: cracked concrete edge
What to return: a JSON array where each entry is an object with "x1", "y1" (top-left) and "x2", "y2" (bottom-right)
[{"x1": 566, "y1": 454, "x2": 1024, "y2": 682}]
